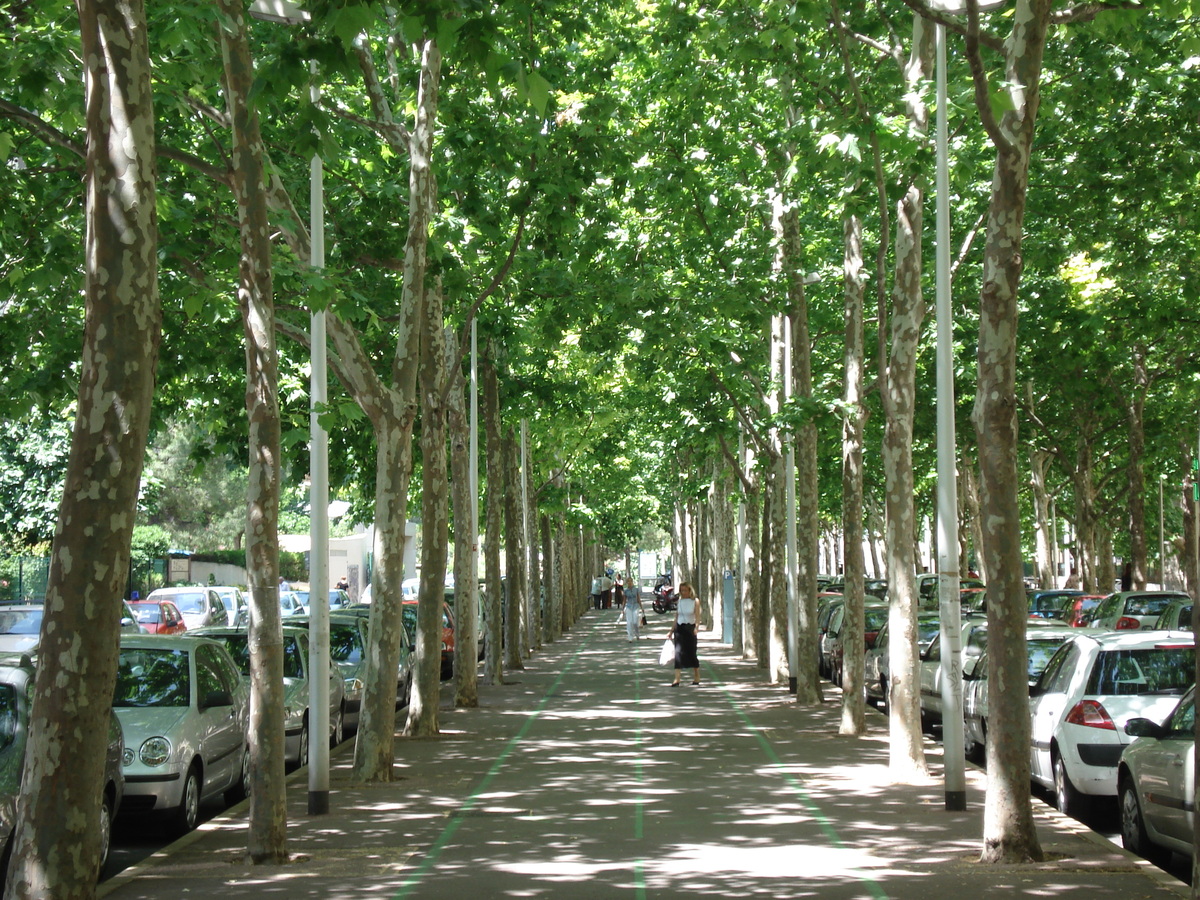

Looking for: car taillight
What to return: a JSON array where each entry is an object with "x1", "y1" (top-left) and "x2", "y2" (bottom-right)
[
  {"x1": 1064, "y1": 700, "x2": 1116, "y2": 730},
  {"x1": 1114, "y1": 617, "x2": 1141, "y2": 630}
]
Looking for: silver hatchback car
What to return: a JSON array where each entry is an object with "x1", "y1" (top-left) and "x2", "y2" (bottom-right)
[{"x1": 114, "y1": 634, "x2": 249, "y2": 834}]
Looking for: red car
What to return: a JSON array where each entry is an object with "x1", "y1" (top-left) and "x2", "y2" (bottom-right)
[{"x1": 127, "y1": 599, "x2": 188, "y2": 635}]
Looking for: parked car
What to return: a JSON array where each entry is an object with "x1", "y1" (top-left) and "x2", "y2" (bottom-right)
[
  {"x1": 190, "y1": 625, "x2": 347, "y2": 767},
  {"x1": 1152, "y1": 598, "x2": 1193, "y2": 632},
  {"x1": 127, "y1": 599, "x2": 188, "y2": 635},
  {"x1": 917, "y1": 574, "x2": 984, "y2": 609},
  {"x1": 212, "y1": 586, "x2": 249, "y2": 628},
  {"x1": 865, "y1": 613, "x2": 941, "y2": 711},
  {"x1": 279, "y1": 589, "x2": 307, "y2": 618},
  {"x1": 918, "y1": 615, "x2": 990, "y2": 730},
  {"x1": 815, "y1": 594, "x2": 844, "y2": 678},
  {"x1": 144, "y1": 586, "x2": 230, "y2": 631},
  {"x1": 114, "y1": 634, "x2": 250, "y2": 834},
  {"x1": 825, "y1": 600, "x2": 889, "y2": 687},
  {"x1": 292, "y1": 588, "x2": 353, "y2": 612},
  {"x1": 1117, "y1": 685, "x2": 1195, "y2": 865},
  {"x1": 1029, "y1": 630, "x2": 1195, "y2": 817},
  {"x1": 0, "y1": 652, "x2": 124, "y2": 884},
  {"x1": 962, "y1": 625, "x2": 1085, "y2": 756},
  {"x1": 1086, "y1": 591, "x2": 1192, "y2": 631},
  {"x1": 1027, "y1": 589, "x2": 1085, "y2": 621},
  {"x1": 0, "y1": 603, "x2": 140, "y2": 654}
]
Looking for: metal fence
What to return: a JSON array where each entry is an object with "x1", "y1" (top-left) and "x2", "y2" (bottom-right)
[{"x1": 0, "y1": 555, "x2": 167, "y2": 604}]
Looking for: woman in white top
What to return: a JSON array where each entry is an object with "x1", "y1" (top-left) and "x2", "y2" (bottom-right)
[{"x1": 670, "y1": 582, "x2": 701, "y2": 686}]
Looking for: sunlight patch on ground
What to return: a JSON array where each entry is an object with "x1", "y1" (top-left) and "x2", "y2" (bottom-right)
[{"x1": 656, "y1": 841, "x2": 897, "y2": 877}]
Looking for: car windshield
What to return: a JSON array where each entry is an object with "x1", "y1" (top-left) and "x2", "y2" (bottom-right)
[
  {"x1": 329, "y1": 623, "x2": 364, "y2": 664},
  {"x1": 114, "y1": 648, "x2": 190, "y2": 707},
  {"x1": 212, "y1": 634, "x2": 251, "y2": 676},
  {"x1": 0, "y1": 609, "x2": 42, "y2": 635},
  {"x1": 131, "y1": 605, "x2": 162, "y2": 624},
  {"x1": 864, "y1": 608, "x2": 889, "y2": 632},
  {"x1": 0, "y1": 683, "x2": 18, "y2": 751},
  {"x1": 1087, "y1": 646, "x2": 1195, "y2": 695},
  {"x1": 168, "y1": 592, "x2": 206, "y2": 614}
]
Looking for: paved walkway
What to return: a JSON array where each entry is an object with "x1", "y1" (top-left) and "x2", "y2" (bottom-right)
[{"x1": 99, "y1": 610, "x2": 1187, "y2": 900}]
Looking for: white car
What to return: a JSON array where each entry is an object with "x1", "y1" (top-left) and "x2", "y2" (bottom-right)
[
  {"x1": 1117, "y1": 685, "x2": 1195, "y2": 865},
  {"x1": 1029, "y1": 630, "x2": 1194, "y2": 817},
  {"x1": 1087, "y1": 591, "x2": 1191, "y2": 631},
  {"x1": 114, "y1": 634, "x2": 250, "y2": 834},
  {"x1": 145, "y1": 586, "x2": 230, "y2": 631}
]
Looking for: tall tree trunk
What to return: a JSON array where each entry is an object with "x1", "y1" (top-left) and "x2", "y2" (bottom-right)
[
  {"x1": 449, "y1": 332, "x2": 478, "y2": 709},
  {"x1": 740, "y1": 482, "x2": 761, "y2": 662},
  {"x1": 1182, "y1": 450, "x2": 1200, "y2": 598},
  {"x1": 768, "y1": 458, "x2": 789, "y2": 684},
  {"x1": 503, "y1": 425, "x2": 526, "y2": 671},
  {"x1": 1030, "y1": 448, "x2": 1054, "y2": 588},
  {"x1": 961, "y1": 452, "x2": 986, "y2": 580},
  {"x1": 525, "y1": 436, "x2": 542, "y2": 651},
  {"x1": 840, "y1": 213, "x2": 867, "y2": 736},
  {"x1": 8, "y1": 0, "x2": 160, "y2": 891},
  {"x1": 1127, "y1": 348, "x2": 1149, "y2": 590},
  {"x1": 350, "y1": 36, "x2": 438, "y2": 784},
  {"x1": 1072, "y1": 448, "x2": 1098, "y2": 592},
  {"x1": 406, "y1": 281, "x2": 448, "y2": 737},
  {"x1": 482, "y1": 352, "x2": 504, "y2": 683},
  {"x1": 1096, "y1": 521, "x2": 1116, "y2": 592},
  {"x1": 542, "y1": 513, "x2": 557, "y2": 643},
  {"x1": 757, "y1": 475, "x2": 773, "y2": 670},
  {"x1": 778, "y1": 198, "x2": 822, "y2": 704},
  {"x1": 674, "y1": 499, "x2": 691, "y2": 583},
  {"x1": 972, "y1": 0, "x2": 1050, "y2": 865},
  {"x1": 882, "y1": 163, "x2": 931, "y2": 775},
  {"x1": 215, "y1": 0, "x2": 287, "y2": 857}
]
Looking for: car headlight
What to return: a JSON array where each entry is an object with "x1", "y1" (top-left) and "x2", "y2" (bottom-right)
[{"x1": 139, "y1": 737, "x2": 172, "y2": 767}]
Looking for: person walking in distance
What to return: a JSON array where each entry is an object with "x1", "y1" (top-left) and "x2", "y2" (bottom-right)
[
  {"x1": 623, "y1": 584, "x2": 645, "y2": 641},
  {"x1": 670, "y1": 582, "x2": 701, "y2": 686}
]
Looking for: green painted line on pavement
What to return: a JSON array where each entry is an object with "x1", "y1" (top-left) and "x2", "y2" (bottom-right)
[
  {"x1": 390, "y1": 630, "x2": 593, "y2": 900},
  {"x1": 705, "y1": 660, "x2": 890, "y2": 900}
]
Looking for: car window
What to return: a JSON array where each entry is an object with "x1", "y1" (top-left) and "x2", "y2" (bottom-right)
[
  {"x1": 132, "y1": 605, "x2": 161, "y2": 625},
  {"x1": 115, "y1": 648, "x2": 190, "y2": 707},
  {"x1": 214, "y1": 634, "x2": 251, "y2": 676},
  {"x1": 1125, "y1": 595, "x2": 1177, "y2": 617},
  {"x1": 1027, "y1": 638, "x2": 1071, "y2": 680},
  {"x1": 1087, "y1": 647, "x2": 1195, "y2": 695},
  {"x1": 1164, "y1": 694, "x2": 1195, "y2": 737},
  {"x1": 330, "y1": 622, "x2": 364, "y2": 664},
  {"x1": 196, "y1": 646, "x2": 237, "y2": 701},
  {"x1": 168, "y1": 592, "x2": 206, "y2": 614},
  {"x1": 282, "y1": 636, "x2": 304, "y2": 679},
  {"x1": 925, "y1": 635, "x2": 941, "y2": 662},
  {"x1": 0, "y1": 609, "x2": 43, "y2": 635},
  {"x1": 864, "y1": 608, "x2": 889, "y2": 632},
  {"x1": 1038, "y1": 642, "x2": 1077, "y2": 694}
]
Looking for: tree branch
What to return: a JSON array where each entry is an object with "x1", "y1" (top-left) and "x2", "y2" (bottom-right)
[
  {"x1": 962, "y1": 1, "x2": 1013, "y2": 152},
  {"x1": 1050, "y1": 2, "x2": 1143, "y2": 25},
  {"x1": 0, "y1": 100, "x2": 84, "y2": 159},
  {"x1": 896, "y1": 0, "x2": 1007, "y2": 53}
]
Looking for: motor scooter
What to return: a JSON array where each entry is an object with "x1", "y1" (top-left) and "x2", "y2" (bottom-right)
[{"x1": 651, "y1": 575, "x2": 677, "y2": 614}]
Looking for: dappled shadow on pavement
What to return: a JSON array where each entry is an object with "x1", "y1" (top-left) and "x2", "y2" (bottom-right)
[{"x1": 100, "y1": 613, "x2": 1187, "y2": 900}]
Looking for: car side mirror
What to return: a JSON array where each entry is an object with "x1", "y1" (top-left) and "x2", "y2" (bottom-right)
[
  {"x1": 201, "y1": 689, "x2": 233, "y2": 710},
  {"x1": 1124, "y1": 717, "x2": 1164, "y2": 739}
]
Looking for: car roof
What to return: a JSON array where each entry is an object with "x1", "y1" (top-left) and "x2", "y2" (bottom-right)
[
  {"x1": 118, "y1": 633, "x2": 224, "y2": 651},
  {"x1": 1071, "y1": 629, "x2": 1196, "y2": 650}
]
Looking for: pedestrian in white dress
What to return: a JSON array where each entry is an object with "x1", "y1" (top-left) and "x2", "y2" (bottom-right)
[{"x1": 623, "y1": 588, "x2": 645, "y2": 641}]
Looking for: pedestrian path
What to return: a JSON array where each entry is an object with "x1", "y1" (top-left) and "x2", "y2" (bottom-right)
[{"x1": 100, "y1": 610, "x2": 1187, "y2": 900}]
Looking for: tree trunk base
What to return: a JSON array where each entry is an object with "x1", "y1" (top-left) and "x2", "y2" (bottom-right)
[{"x1": 979, "y1": 838, "x2": 1044, "y2": 864}]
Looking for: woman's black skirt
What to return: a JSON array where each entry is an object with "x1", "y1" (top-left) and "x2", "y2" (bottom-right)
[{"x1": 674, "y1": 623, "x2": 699, "y2": 669}]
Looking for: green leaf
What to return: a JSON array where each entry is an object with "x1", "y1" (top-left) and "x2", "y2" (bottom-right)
[
  {"x1": 526, "y1": 70, "x2": 552, "y2": 116},
  {"x1": 0, "y1": 132, "x2": 12, "y2": 162},
  {"x1": 329, "y1": 4, "x2": 377, "y2": 49}
]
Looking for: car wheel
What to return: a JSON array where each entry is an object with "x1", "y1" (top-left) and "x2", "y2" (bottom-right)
[
  {"x1": 1120, "y1": 778, "x2": 1171, "y2": 866},
  {"x1": 224, "y1": 746, "x2": 250, "y2": 805},
  {"x1": 173, "y1": 764, "x2": 202, "y2": 835},
  {"x1": 97, "y1": 790, "x2": 114, "y2": 881},
  {"x1": 331, "y1": 704, "x2": 345, "y2": 747},
  {"x1": 1054, "y1": 753, "x2": 1090, "y2": 819}
]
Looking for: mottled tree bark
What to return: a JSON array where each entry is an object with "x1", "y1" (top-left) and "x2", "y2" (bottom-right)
[
  {"x1": 8, "y1": 0, "x2": 161, "y2": 892},
  {"x1": 840, "y1": 213, "x2": 867, "y2": 736},
  {"x1": 1030, "y1": 448, "x2": 1054, "y2": 589},
  {"x1": 215, "y1": 0, "x2": 289, "y2": 856},
  {"x1": 482, "y1": 352, "x2": 504, "y2": 684},
  {"x1": 973, "y1": 0, "x2": 1050, "y2": 865},
  {"x1": 449, "y1": 332, "x2": 478, "y2": 709},
  {"x1": 1126, "y1": 348, "x2": 1149, "y2": 590},
  {"x1": 503, "y1": 426, "x2": 526, "y2": 671},
  {"x1": 406, "y1": 281, "x2": 447, "y2": 738}
]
